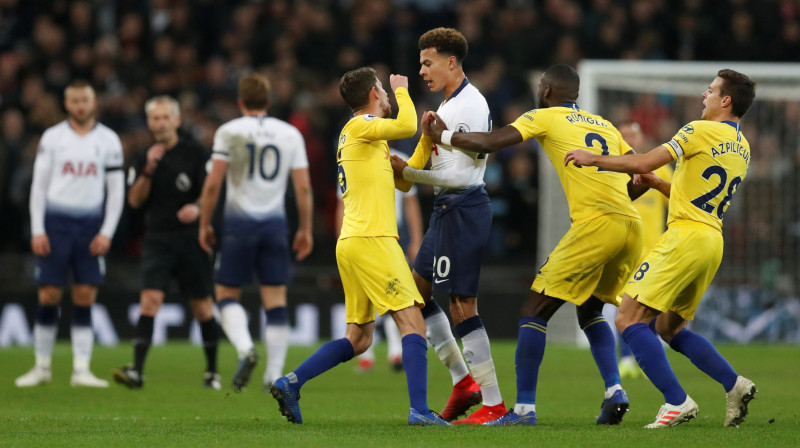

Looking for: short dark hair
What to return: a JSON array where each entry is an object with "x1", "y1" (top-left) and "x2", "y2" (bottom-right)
[
  {"x1": 717, "y1": 69, "x2": 756, "y2": 118},
  {"x1": 238, "y1": 73, "x2": 271, "y2": 110},
  {"x1": 418, "y1": 27, "x2": 468, "y2": 63},
  {"x1": 544, "y1": 64, "x2": 580, "y2": 95},
  {"x1": 340, "y1": 67, "x2": 377, "y2": 112}
]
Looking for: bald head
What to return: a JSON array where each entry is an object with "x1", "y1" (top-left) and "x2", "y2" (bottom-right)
[{"x1": 538, "y1": 64, "x2": 580, "y2": 107}]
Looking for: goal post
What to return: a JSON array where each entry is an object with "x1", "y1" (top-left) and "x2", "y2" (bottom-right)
[{"x1": 540, "y1": 60, "x2": 800, "y2": 344}]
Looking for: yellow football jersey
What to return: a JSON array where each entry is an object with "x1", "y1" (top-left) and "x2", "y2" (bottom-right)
[
  {"x1": 634, "y1": 164, "x2": 673, "y2": 253},
  {"x1": 663, "y1": 120, "x2": 749, "y2": 232},
  {"x1": 510, "y1": 104, "x2": 640, "y2": 223},
  {"x1": 337, "y1": 88, "x2": 417, "y2": 239}
]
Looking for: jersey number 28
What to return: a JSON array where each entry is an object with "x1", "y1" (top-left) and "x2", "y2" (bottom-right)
[{"x1": 690, "y1": 165, "x2": 742, "y2": 219}]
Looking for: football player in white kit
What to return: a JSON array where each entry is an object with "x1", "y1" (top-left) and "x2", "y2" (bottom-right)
[
  {"x1": 198, "y1": 73, "x2": 313, "y2": 392},
  {"x1": 390, "y1": 28, "x2": 505, "y2": 424},
  {"x1": 16, "y1": 80, "x2": 124, "y2": 388}
]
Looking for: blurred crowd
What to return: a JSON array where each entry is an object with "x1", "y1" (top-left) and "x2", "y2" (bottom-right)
[{"x1": 0, "y1": 0, "x2": 799, "y2": 268}]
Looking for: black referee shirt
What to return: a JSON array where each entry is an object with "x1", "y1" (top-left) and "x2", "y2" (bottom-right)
[{"x1": 132, "y1": 136, "x2": 210, "y2": 233}]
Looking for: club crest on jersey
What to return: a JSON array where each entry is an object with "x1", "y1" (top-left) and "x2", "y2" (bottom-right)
[
  {"x1": 62, "y1": 161, "x2": 98, "y2": 176},
  {"x1": 456, "y1": 123, "x2": 470, "y2": 133},
  {"x1": 175, "y1": 173, "x2": 192, "y2": 192}
]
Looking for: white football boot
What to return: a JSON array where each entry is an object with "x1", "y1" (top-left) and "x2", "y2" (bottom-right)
[
  {"x1": 15, "y1": 366, "x2": 52, "y2": 387},
  {"x1": 724, "y1": 376, "x2": 757, "y2": 427},
  {"x1": 645, "y1": 396, "x2": 698, "y2": 428},
  {"x1": 71, "y1": 370, "x2": 109, "y2": 388}
]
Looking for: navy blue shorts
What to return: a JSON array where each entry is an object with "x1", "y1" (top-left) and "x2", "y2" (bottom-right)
[
  {"x1": 35, "y1": 213, "x2": 105, "y2": 286},
  {"x1": 413, "y1": 186, "x2": 491, "y2": 297},
  {"x1": 214, "y1": 217, "x2": 291, "y2": 287}
]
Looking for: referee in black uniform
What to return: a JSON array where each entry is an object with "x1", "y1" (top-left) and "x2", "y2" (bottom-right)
[{"x1": 113, "y1": 95, "x2": 219, "y2": 389}]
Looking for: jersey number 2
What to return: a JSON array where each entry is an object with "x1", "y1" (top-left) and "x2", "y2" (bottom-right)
[
  {"x1": 584, "y1": 132, "x2": 611, "y2": 172},
  {"x1": 246, "y1": 143, "x2": 280, "y2": 180}
]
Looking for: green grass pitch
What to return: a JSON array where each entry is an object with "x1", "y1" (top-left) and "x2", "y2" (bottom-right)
[{"x1": 1, "y1": 341, "x2": 798, "y2": 447}]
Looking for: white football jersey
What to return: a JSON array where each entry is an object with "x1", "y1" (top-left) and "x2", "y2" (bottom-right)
[
  {"x1": 212, "y1": 115, "x2": 308, "y2": 220},
  {"x1": 431, "y1": 79, "x2": 491, "y2": 195},
  {"x1": 34, "y1": 121, "x2": 123, "y2": 216}
]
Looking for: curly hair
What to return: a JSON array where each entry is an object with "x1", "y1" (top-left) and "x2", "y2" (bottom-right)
[{"x1": 418, "y1": 27, "x2": 468, "y2": 62}]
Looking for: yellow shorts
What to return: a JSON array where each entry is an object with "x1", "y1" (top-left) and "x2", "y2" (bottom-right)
[
  {"x1": 336, "y1": 236, "x2": 424, "y2": 324},
  {"x1": 532, "y1": 214, "x2": 642, "y2": 306},
  {"x1": 623, "y1": 224, "x2": 723, "y2": 321}
]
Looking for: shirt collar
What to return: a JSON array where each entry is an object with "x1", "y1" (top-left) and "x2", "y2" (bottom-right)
[{"x1": 448, "y1": 78, "x2": 470, "y2": 101}]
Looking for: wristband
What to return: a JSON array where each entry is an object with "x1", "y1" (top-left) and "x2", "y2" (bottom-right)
[{"x1": 441, "y1": 130, "x2": 454, "y2": 146}]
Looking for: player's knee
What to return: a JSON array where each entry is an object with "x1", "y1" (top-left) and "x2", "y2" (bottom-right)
[
  {"x1": 348, "y1": 336, "x2": 372, "y2": 356},
  {"x1": 191, "y1": 297, "x2": 214, "y2": 321},
  {"x1": 38, "y1": 286, "x2": 62, "y2": 305},
  {"x1": 614, "y1": 315, "x2": 629, "y2": 334},
  {"x1": 140, "y1": 290, "x2": 164, "y2": 315},
  {"x1": 521, "y1": 291, "x2": 561, "y2": 321},
  {"x1": 71, "y1": 285, "x2": 97, "y2": 306}
]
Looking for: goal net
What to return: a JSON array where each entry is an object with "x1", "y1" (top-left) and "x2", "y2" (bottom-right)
[{"x1": 540, "y1": 60, "x2": 800, "y2": 344}]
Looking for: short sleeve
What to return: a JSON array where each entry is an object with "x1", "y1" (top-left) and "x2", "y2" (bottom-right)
[
  {"x1": 615, "y1": 128, "x2": 633, "y2": 155},
  {"x1": 509, "y1": 109, "x2": 550, "y2": 141},
  {"x1": 663, "y1": 121, "x2": 702, "y2": 160},
  {"x1": 212, "y1": 124, "x2": 231, "y2": 162},
  {"x1": 289, "y1": 128, "x2": 309, "y2": 170}
]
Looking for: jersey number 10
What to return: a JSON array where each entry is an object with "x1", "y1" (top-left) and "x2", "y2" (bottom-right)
[{"x1": 246, "y1": 143, "x2": 281, "y2": 180}]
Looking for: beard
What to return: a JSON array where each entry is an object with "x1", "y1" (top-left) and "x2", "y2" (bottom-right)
[
  {"x1": 69, "y1": 111, "x2": 95, "y2": 125},
  {"x1": 380, "y1": 101, "x2": 391, "y2": 118}
]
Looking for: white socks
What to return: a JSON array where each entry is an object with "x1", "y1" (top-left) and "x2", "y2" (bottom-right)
[
  {"x1": 425, "y1": 311, "x2": 469, "y2": 384},
  {"x1": 220, "y1": 302, "x2": 254, "y2": 359},
  {"x1": 34, "y1": 324, "x2": 57, "y2": 370},
  {"x1": 605, "y1": 384, "x2": 623, "y2": 399},
  {"x1": 264, "y1": 324, "x2": 289, "y2": 384},
  {"x1": 383, "y1": 317, "x2": 403, "y2": 360},
  {"x1": 71, "y1": 326, "x2": 94, "y2": 372},
  {"x1": 461, "y1": 326, "x2": 503, "y2": 406},
  {"x1": 514, "y1": 403, "x2": 537, "y2": 415}
]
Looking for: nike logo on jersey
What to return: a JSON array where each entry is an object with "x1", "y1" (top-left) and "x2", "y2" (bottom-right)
[{"x1": 434, "y1": 278, "x2": 449, "y2": 284}]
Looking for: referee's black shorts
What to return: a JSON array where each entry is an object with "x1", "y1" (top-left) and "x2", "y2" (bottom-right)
[{"x1": 140, "y1": 228, "x2": 213, "y2": 299}]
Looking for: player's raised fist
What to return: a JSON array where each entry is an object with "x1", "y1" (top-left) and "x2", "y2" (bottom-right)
[{"x1": 389, "y1": 74, "x2": 408, "y2": 92}]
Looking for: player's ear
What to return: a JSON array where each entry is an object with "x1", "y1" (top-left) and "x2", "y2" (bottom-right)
[{"x1": 721, "y1": 95, "x2": 732, "y2": 109}]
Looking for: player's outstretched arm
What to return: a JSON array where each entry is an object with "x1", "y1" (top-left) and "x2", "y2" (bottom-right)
[
  {"x1": 565, "y1": 145, "x2": 673, "y2": 174},
  {"x1": 198, "y1": 159, "x2": 227, "y2": 253},
  {"x1": 428, "y1": 112, "x2": 523, "y2": 153},
  {"x1": 635, "y1": 172, "x2": 671, "y2": 198}
]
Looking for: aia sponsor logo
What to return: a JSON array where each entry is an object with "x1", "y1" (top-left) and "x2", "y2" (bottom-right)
[{"x1": 62, "y1": 161, "x2": 98, "y2": 176}]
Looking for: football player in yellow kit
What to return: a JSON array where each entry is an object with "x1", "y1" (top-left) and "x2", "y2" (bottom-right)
[{"x1": 565, "y1": 69, "x2": 758, "y2": 429}]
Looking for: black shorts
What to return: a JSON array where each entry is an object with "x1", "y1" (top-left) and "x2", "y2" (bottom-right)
[{"x1": 140, "y1": 229, "x2": 213, "y2": 299}]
